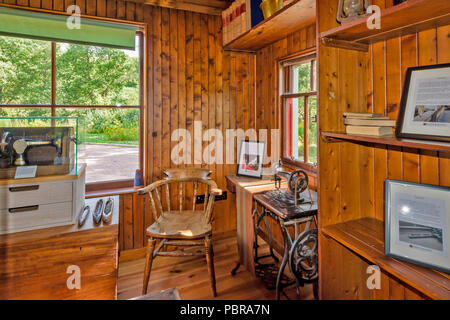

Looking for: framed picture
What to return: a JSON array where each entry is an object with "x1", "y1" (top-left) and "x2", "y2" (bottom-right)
[
  {"x1": 385, "y1": 179, "x2": 450, "y2": 273},
  {"x1": 236, "y1": 140, "x2": 265, "y2": 179},
  {"x1": 396, "y1": 63, "x2": 450, "y2": 143}
]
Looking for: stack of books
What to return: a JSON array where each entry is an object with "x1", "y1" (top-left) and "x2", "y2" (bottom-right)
[
  {"x1": 222, "y1": 0, "x2": 265, "y2": 45},
  {"x1": 344, "y1": 112, "x2": 396, "y2": 137}
]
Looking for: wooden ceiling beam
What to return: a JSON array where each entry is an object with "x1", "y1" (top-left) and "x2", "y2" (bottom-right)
[{"x1": 123, "y1": 0, "x2": 231, "y2": 16}]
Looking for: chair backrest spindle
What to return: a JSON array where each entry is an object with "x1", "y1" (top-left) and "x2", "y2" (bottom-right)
[
  {"x1": 154, "y1": 187, "x2": 164, "y2": 216},
  {"x1": 193, "y1": 181, "x2": 198, "y2": 211},
  {"x1": 165, "y1": 184, "x2": 171, "y2": 213},
  {"x1": 179, "y1": 181, "x2": 183, "y2": 211}
]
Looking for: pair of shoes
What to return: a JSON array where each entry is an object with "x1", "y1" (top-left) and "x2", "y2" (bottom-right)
[
  {"x1": 78, "y1": 205, "x2": 90, "y2": 227},
  {"x1": 93, "y1": 198, "x2": 114, "y2": 225}
]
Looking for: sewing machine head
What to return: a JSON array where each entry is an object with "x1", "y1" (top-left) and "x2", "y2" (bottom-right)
[{"x1": 271, "y1": 159, "x2": 310, "y2": 206}]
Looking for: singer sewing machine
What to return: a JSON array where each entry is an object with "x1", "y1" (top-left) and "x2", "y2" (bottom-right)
[{"x1": 0, "y1": 127, "x2": 75, "y2": 179}]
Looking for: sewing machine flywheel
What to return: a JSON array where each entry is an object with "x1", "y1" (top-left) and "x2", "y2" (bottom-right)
[{"x1": 288, "y1": 170, "x2": 309, "y2": 195}]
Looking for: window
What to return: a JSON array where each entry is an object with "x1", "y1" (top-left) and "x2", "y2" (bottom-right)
[
  {"x1": 0, "y1": 33, "x2": 143, "y2": 185},
  {"x1": 282, "y1": 54, "x2": 317, "y2": 167}
]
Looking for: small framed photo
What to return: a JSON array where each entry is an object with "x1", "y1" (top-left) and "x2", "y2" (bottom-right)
[
  {"x1": 385, "y1": 180, "x2": 450, "y2": 273},
  {"x1": 396, "y1": 63, "x2": 450, "y2": 143},
  {"x1": 236, "y1": 140, "x2": 265, "y2": 179}
]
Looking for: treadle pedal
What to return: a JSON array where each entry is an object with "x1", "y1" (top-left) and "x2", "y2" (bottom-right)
[{"x1": 254, "y1": 263, "x2": 293, "y2": 291}]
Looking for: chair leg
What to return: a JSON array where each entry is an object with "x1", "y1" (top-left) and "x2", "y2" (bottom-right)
[
  {"x1": 205, "y1": 236, "x2": 217, "y2": 297},
  {"x1": 142, "y1": 237, "x2": 156, "y2": 295}
]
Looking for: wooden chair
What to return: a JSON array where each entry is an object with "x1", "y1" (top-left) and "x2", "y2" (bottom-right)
[{"x1": 138, "y1": 168, "x2": 222, "y2": 297}]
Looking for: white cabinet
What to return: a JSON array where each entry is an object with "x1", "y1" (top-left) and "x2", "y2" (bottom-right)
[{"x1": 0, "y1": 165, "x2": 85, "y2": 234}]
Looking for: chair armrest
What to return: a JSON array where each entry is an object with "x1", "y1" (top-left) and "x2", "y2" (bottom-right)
[
  {"x1": 137, "y1": 187, "x2": 148, "y2": 195},
  {"x1": 211, "y1": 188, "x2": 223, "y2": 196}
]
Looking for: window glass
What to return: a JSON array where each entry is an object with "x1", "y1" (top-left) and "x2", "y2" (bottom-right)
[
  {"x1": 55, "y1": 108, "x2": 139, "y2": 183},
  {"x1": 55, "y1": 36, "x2": 140, "y2": 106},
  {"x1": 308, "y1": 96, "x2": 317, "y2": 165},
  {"x1": 291, "y1": 61, "x2": 312, "y2": 94},
  {"x1": 0, "y1": 36, "x2": 51, "y2": 105},
  {"x1": 0, "y1": 108, "x2": 52, "y2": 127},
  {"x1": 283, "y1": 56, "x2": 317, "y2": 166}
]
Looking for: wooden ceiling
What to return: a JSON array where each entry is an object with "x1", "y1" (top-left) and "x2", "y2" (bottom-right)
[{"x1": 124, "y1": 0, "x2": 232, "y2": 15}]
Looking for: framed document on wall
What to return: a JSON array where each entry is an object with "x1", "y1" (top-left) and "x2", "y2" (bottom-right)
[
  {"x1": 385, "y1": 180, "x2": 450, "y2": 273},
  {"x1": 236, "y1": 140, "x2": 265, "y2": 179},
  {"x1": 396, "y1": 63, "x2": 450, "y2": 143}
]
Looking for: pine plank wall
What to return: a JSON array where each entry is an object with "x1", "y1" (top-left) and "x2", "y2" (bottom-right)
[
  {"x1": 318, "y1": 0, "x2": 450, "y2": 299},
  {"x1": 0, "y1": 0, "x2": 317, "y2": 254},
  {"x1": 0, "y1": 0, "x2": 313, "y2": 253}
]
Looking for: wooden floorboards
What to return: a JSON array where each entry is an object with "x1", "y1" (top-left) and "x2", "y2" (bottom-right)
[{"x1": 117, "y1": 236, "x2": 314, "y2": 300}]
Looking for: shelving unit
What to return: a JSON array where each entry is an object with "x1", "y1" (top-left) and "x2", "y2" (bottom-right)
[
  {"x1": 223, "y1": 0, "x2": 315, "y2": 52},
  {"x1": 321, "y1": 218, "x2": 450, "y2": 300},
  {"x1": 317, "y1": 0, "x2": 450, "y2": 300},
  {"x1": 321, "y1": 132, "x2": 450, "y2": 152},
  {"x1": 320, "y1": 0, "x2": 450, "y2": 51}
]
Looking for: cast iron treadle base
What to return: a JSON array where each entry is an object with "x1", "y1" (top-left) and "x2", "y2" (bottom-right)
[{"x1": 255, "y1": 263, "x2": 294, "y2": 291}]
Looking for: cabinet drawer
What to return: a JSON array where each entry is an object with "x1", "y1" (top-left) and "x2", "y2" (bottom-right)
[
  {"x1": 0, "y1": 181, "x2": 73, "y2": 210},
  {"x1": 0, "y1": 202, "x2": 73, "y2": 234}
]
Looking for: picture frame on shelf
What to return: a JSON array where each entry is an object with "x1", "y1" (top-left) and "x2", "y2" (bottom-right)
[
  {"x1": 385, "y1": 179, "x2": 450, "y2": 273},
  {"x1": 396, "y1": 63, "x2": 450, "y2": 143},
  {"x1": 236, "y1": 140, "x2": 265, "y2": 179}
]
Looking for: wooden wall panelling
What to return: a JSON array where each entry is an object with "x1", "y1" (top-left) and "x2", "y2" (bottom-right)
[
  {"x1": 2, "y1": 0, "x2": 304, "y2": 251},
  {"x1": 318, "y1": 0, "x2": 449, "y2": 299}
]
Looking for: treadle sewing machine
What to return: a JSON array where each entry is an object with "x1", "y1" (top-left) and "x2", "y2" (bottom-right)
[
  {"x1": 0, "y1": 127, "x2": 75, "y2": 179},
  {"x1": 251, "y1": 160, "x2": 318, "y2": 300}
]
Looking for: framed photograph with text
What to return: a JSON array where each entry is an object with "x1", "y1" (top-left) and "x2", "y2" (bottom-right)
[
  {"x1": 236, "y1": 140, "x2": 265, "y2": 179},
  {"x1": 396, "y1": 63, "x2": 450, "y2": 143},
  {"x1": 385, "y1": 179, "x2": 450, "y2": 273}
]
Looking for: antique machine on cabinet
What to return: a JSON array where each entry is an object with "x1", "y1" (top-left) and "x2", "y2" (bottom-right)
[{"x1": 0, "y1": 117, "x2": 86, "y2": 234}]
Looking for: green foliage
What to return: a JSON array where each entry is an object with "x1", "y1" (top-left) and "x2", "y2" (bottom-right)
[
  {"x1": 56, "y1": 44, "x2": 139, "y2": 105},
  {"x1": 0, "y1": 37, "x2": 51, "y2": 104},
  {"x1": 0, "y1": 36, "x2": 140, "y2": 144},
  {"x1": 104, "y1": 127, "x2": 138, "y2": 142}
]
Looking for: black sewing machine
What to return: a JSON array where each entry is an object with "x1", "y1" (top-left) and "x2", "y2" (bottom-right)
[
  {"x1": 264, "y1": 159, "x2": 312, "y2": 209},
  {"x1": 0, "y1": 127, "x2": 73, "y2": 177}
]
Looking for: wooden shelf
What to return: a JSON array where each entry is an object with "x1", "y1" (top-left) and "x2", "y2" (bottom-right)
[
  {"x1": 321, "y1": 131, "x2": 450, "y2": 152},
  {"x1": 320, "y1": 0, "x2": 450, "y2": 50},
  {"x1": 223, "y1": 0, "x2": 315, "y2": 52},
  {"x1": 321, "y1": 218, "x2": 450, "y2": 300}
]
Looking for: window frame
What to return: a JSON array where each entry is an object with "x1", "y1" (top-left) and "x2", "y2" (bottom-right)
[
  {"x1": 0, "y1": 29, "x2": 146, "y2": 189},
  {"x1": 279, "y1": 50, "x2": 318, "y2": 173}
]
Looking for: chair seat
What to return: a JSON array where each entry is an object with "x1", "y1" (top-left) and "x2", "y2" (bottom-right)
[{"x1": 146, "y1": 210, "x2": 212, "y2": 239}]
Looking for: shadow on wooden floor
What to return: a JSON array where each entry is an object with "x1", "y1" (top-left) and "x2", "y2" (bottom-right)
[{"x1": 117, "y1": 236, "x2": 314, "y2": 300}]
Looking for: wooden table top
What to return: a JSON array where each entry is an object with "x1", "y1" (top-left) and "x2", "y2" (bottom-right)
[
  {"x1": 225, "y1": 174, "x2": 276, "y2": 192},
  {"x1": 253, "y1": 190, "x2": 318, "y2": 220}
]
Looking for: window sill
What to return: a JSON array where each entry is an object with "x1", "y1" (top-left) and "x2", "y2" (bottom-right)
[
  {"x1": 85, "y1": 179, "x2": 138, "y2": 198},
  {"x1": 86, "y1": 186, "x2": 139, "y2": 199},
  {"x1": 282, "y1": 157, "x2": 318, "y2": 175}
]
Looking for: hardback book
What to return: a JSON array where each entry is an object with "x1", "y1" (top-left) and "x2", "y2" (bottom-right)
[
  {"x1": 241, "y1": 0, "x2": 246, "y2": 35},
  {"x1": 235, "y1": 1, "x2": 241, "y2": 40},
  {"x1": 227, "y1": 7, "x2": 232, "y2": 42},
  {"x1": 343, "y1": 112, "x2": 384, "y2": 118},
  {"x1": 245, "y1": 0, "x2": 252, "y2": 31},
  {"x1": 230, "y1": 2, "x2": 237, "y2": 42},
  {"x1": 344, "y1": 118, "x2": 396, "y2": 127},
  {"x1": 249, "y1": 0, "x2": 264, "y2": 27},
  {"x1": 346, "y1": 125, "x2": 393, "y2": 137},
  {"x1": 222, "y1": 9, "x2": 228, "y2": 45}
]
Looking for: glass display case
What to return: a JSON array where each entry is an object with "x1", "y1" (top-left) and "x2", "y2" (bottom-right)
[{"x1": 0, "y1": 116, "x2": 85, "y2": 179}]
